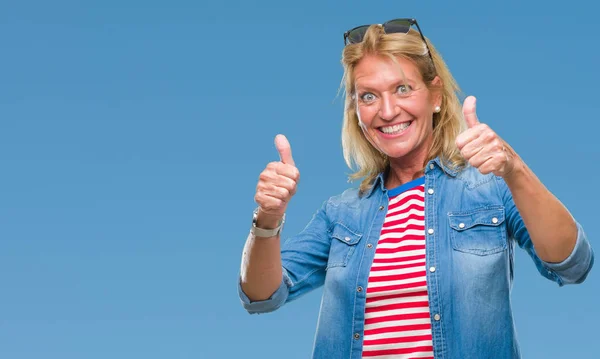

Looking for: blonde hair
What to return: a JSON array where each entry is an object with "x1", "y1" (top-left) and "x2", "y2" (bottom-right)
[{"x1": 341, "y1": 25, "x2": 466, "y2": 194}]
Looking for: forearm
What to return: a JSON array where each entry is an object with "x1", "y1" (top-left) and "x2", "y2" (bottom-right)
[
  {"x1": 504, "y1": 159, "x2": 578, "y2": 263},
  {"x1": 239, "y1": 212, "x2": 284, "y2": 301}
]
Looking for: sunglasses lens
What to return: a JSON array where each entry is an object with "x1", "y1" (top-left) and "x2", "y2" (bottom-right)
[
  {"x1": 347, "y1": 26, "x2": 369, "y2": 44},
  {"x1": 384, "y1": 19, "x2": 412, "y2": 35}
]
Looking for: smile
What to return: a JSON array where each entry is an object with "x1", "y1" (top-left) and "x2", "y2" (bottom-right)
[{"x1": 378, "y1": 121, "x2": 413, "y2": 135}]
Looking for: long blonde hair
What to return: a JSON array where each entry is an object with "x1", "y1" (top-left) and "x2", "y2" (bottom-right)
[{"x1": 341, "y1": 25, "x2": 466, "y2": 194}]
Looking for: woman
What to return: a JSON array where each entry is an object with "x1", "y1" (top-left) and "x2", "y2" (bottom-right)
[{"x1": 238, "y1": 19, "x2": 594, "y2": 358}]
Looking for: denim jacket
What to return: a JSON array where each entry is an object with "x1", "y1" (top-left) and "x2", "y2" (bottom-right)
[{"x1": 238, "y1": 157, "x2": 594, "y2": 358}]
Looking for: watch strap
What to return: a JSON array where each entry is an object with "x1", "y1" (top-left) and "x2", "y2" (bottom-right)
[{"x1": 251, "y1": 208, "x2": 285, "y2": 238}]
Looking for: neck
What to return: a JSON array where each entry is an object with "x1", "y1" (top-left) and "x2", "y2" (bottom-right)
[
  {"x1": 385, "y1": 159, "x2": 426, "y2": 189},
  {"x1": 385, "y1": 138, "x2": 433, "y2": 189}
]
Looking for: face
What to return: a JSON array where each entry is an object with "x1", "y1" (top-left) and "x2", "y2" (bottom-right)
[{"x1": 353, "y1": 54, "x2": 441, "y2": 163}]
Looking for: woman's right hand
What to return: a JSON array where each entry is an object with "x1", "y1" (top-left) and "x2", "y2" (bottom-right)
[{"x1": 254, "y1": 134, "x2": 300, "y2": 228}]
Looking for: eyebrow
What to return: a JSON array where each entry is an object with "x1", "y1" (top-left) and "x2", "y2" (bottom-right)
[{"x1": 355, "y1": 78, "x2": 417, "y2": 92}]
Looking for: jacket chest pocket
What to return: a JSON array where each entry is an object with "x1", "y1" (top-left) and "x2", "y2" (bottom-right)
[
  {"x1": 326, "y1": 223, "x2": 362, "y2": 269},
  {"x1": 448, "y1": 206, "x2": 507, "y2": 255}
]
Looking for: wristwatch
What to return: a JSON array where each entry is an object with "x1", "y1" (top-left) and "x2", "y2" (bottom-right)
[{"x1": 251, "y1": 208, "x2": 285, "y2": 238}]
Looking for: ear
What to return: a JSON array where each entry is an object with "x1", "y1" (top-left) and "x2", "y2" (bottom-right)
[{"x1": 430, "y1": 76, "x2": 443, "y2": 108}]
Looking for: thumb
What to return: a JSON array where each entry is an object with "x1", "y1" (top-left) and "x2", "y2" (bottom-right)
[
  {"x1": 275, "y1": 134, "x2": 295, "y2": 166},
  {"x1": 462, "y1": 96, "x2": 480, "y2": 129}
]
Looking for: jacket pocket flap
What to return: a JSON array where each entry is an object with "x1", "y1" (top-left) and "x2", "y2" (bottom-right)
[
  {"x1": 448, "y1": 206, "x2": 505, "y2": 231},
  {"x1": 330, "y1": 223, "x2": 362, "y2": 245}
]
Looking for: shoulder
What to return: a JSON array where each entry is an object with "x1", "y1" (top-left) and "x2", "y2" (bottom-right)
[
  {"x1": 454, "y1": 165, "x2": 504, "y2": 190},
  {"x1": 323, "y1": 175, "x2": 382, "y2": 211},
  {"x1": 449, "y1": 165, "x2": 508, "y2": 201},
  {"x1": 327, "y1": 186, "x2": 363, "y2": 208}
]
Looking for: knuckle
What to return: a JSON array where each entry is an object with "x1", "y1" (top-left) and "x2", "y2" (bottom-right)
[
  {"x1": 271, "y1": 198, "x2": 284, "y2": 209},
  {"x1": 266, "y1": 162, "x2": 279, "y2": 171},
  {"x1": 258, "y1": 171, "x2": 268, "y2": 180},
  {"x1": 279, "y1": 187, "x2": 290, "y2": 198},
  {"x1": 290, "y1": 177, "x2": 299, "y2": 189}
]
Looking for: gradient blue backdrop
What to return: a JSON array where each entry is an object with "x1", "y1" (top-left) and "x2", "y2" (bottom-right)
[{"x1": 0, "y1": 1, "x2": 598, "y2": 358}]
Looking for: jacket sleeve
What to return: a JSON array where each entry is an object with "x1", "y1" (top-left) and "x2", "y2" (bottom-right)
[{"x1": 239, "y1": 199, "x2": 332, "y2": 313}]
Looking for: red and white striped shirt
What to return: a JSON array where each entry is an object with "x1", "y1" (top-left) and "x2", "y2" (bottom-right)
[{"x1": 362, "y1": 178, "x2": 434, "y2": 359}]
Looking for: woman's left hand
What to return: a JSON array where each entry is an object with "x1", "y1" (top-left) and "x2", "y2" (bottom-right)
[{"x1": 455, "y1": 96, "x2": 520, "y2": 178}]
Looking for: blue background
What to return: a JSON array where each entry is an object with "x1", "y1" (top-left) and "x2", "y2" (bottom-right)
[{"x1": 0, "y1": 1, "x2": 598, "y2": 358}]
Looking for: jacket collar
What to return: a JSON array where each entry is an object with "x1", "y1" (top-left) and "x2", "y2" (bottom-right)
[{"x1": 365, "y1": 157, "x2": 459, "y2": 198}]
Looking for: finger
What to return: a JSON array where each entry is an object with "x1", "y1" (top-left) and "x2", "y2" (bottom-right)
[
  {"x1": 259, "y1": 175, "x2": 297, "y2": 194},
  {"x1": 258, "y1": 165, "x2": 298, "y2": 193},
  {"x1": 270, "y1": 175, "x2": 297, "y2": 193},
  {"x1": 273, "y1": 186, "x2": 291, "y2": 200},
  {"x1": 275, "y1": 134, "x2": 295, "y2": 166},
  {"x1": 477, "y1": 156, "x2": 504, "y2": 175},
  {"x1": 459, "y1": 129, "x2": 492, "y2": 158},
  {"x1": 254, "y1": 193, "x2": 285, "y2": 213},
  {"x1": 257, "y1": 177, "x2": 293, "y2": 198},
  {"x1": 460, "y1": 142, "x2": 484, "y2": 161},
  {"x1": 275, "y1": 164, "x2": 300, "y2": 182},
  {"x1": 468, "y1": 150, "x2": 494, "y2": 169},
  {"x1": 462, "y1": 96, "x2": 480, "y2": 129},
  {"x1": 455, "y1": 125, "x2": 486, "y2": 150},
  {"x1": 261, "y1": 185, "x2": 291, "y2": 202},
  {"x1": 255, "y1": 184, "x2": 288, "y2": 202}
]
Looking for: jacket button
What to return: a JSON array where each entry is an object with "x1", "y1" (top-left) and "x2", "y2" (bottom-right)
[
  {"x1": 379, "y1": 206, "x2": 384, "y2": 211},
  {"x1": 367, "y1": 243, "x2": 373, "y2": 249},
  {"x1": 459, "y1": 223, "x2": 465, "y2": 229},
  {"x1": 492, "y1": 217, "x2": 499, "y2": 224},
  {"x1": 428, "y1": 228, "x2": 434, "y2": 235},
  {"x1": 357, "y1": 286, "x2": 363, "y2": 292},
  {"x1": 434, "y1": 314, "x2": 441, "y2": 321},
  {"x1": 354, "y1": 333, "x2": 360, "y2": 339},
  {"x1": 428, "y1": 188, "x2": 434, "y2": 195}
]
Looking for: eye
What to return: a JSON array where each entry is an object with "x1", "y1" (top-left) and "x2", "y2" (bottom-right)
[
  {"x1": 396, "y1": 84, "x2": 413, "y2": 95},
  {"x1": 359, "y1": 92, "x2": 376, "y2": 103}
]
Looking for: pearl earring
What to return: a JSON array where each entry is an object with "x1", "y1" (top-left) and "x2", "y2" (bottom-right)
[{"x1": 434, "y1": 106, "x2": 441, "y2": 113}]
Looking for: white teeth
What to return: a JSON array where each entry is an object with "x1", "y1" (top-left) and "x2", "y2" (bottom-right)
[{"x1": 380, "y1": 122, "x2": 411, "y2": 134}]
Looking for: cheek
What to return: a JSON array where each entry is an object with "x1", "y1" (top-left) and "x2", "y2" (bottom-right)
[
  {"x1": 407, "y1": 103, "x2": 434, "y2": 126},
  {"x1": 357, "y1": 106, "x2": 376, "y2": 126}
]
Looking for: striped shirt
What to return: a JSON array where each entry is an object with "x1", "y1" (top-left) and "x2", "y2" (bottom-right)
[{"x1": 362, "y1": 177, "x2": 434, "y2": 359}]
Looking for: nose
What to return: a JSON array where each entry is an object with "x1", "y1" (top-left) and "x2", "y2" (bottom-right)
[{"x1": 378, "y1": 93, "x2": 400, "y2": 121}]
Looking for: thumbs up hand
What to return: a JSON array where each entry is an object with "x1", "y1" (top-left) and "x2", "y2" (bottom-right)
[
  {"x1": 254, "y1": 135, "x2": 300, "y2": 224},
  {"x1": 455, "y1": 96, "x2": 517, "y2": 178}
]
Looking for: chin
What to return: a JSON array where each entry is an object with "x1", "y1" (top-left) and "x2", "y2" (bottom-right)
[{"x1": 382, "y1": 148, "x2": 413, "y2": 160}]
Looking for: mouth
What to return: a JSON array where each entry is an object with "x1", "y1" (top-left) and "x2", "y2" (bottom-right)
[{"x1": 378, "y1": 121, "x2": 413, "y2": 135}]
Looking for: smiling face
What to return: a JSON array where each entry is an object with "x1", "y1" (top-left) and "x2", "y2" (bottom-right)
[{"x1": 354, "y1": 54, "x2": 441, "y2": 166}]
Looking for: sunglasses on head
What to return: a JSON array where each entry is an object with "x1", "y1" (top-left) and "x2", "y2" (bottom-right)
[{"x1": 343, "y1": 18, "x2": 435, "y2": 66}]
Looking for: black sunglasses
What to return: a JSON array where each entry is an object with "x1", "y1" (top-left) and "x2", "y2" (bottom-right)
[{"x1": 343, "y1": 18, "x2": 435, "y2": 66}]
